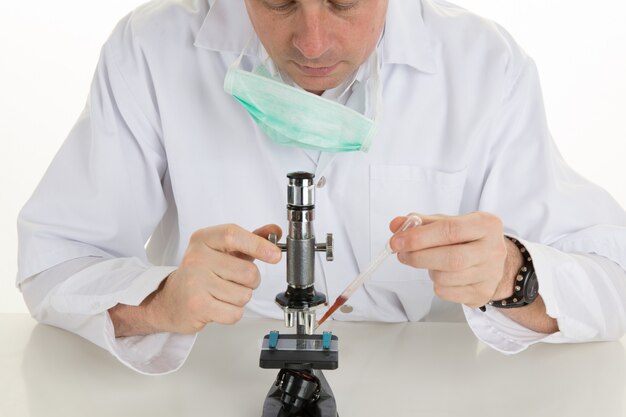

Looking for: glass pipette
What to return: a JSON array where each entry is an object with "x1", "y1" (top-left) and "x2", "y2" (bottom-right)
[{"x1": 316, "y1": 214, "x2": 423, "y2": 329}]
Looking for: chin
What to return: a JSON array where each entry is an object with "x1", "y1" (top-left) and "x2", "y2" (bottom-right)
[{"x1": 295, "y1": 77, "x2": 343, "y2": 95}]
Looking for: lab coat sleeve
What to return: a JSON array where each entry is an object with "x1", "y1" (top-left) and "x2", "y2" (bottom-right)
[
  {"x1": 20, "y1": 257, "x2": 196, "y2": 375},
  {"x1": 17, "y1": 16, "x2": 196, "y2": 374},
  {"x1": 462, "y1": 56, "x2": 626, "y2": 352}
]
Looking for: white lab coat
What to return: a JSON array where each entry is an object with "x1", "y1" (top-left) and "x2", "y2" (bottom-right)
[{"x1": 17, "y1": 0, "x2": 626, "y2": 374}]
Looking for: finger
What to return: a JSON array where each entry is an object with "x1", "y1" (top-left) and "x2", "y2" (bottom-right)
[
  {"x1": 197, "y1": 224, "x2": 282, "y2": 264},
  {"x1": 390, "y1": 212, "x2": 501, "y2": 252},
  {"x1": 232, "y1": 224, "x2": 283, "y2": 262},
  {"x1": 232, "y1": 224, "x2": 283, "y2": 261},
  {"x1": 396, "y1": 241, "x2": 485, "y2": 272},
  {"x1": 428, "y1": 267, "x2": 485, "y2": 288},
  {"x1": 207, "y1": 250, "x2": 262, "y2": 289},
  {"x1": 389, "y1": 213, "x2": 433, "y2": 233},
  {"x1": 204, "y1": 297, "x2": 245, "y2": 325},
  {"x1": 253, "y1": 224, "x2": 283, "y2": 242},
  {"x1": 207, "y1": 277, "x2": 254, "y2": 308}
]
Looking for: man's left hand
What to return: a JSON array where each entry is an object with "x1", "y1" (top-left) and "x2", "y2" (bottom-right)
[{"x1": 389, "y1": 212, "x2": 519, "y2": 309}]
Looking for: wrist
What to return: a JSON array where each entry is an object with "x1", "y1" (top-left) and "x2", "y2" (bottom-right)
[
  {"x1": 492, "y1": 237, "x2": 524, "y2": 300},
  {"x1": 108, "y1": 276, "x2": 170, "y2": 337},
  {"x1": 142, "y1": 275, "x2": 171, "y2": 333}
]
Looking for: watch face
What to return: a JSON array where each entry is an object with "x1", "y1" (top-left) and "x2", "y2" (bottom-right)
[{"x1": 524, "y1": 271, "x2": 539, "y2": 302}]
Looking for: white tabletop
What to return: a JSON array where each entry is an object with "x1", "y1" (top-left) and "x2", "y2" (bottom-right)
[{"x1": 2, "y1": 314, "x2": 626, "y2": 417}]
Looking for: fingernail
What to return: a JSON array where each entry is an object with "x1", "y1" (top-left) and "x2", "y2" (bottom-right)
[{"x1": 392, "y1": 237, "x2": 405, "y2": 251}]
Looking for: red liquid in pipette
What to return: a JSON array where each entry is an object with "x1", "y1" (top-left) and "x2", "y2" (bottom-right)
[{"x1": 316, "y1": 295, "x2": 348, "y2": 327}]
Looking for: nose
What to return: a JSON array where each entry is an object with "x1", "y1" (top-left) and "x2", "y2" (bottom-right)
[{"x1": 292, "y1": 9, "x2": 332, "y2": 60}]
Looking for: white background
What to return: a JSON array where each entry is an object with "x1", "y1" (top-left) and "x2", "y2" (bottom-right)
[{"x1": 1, "y1": 1, "x2": 625, "y2": 314}]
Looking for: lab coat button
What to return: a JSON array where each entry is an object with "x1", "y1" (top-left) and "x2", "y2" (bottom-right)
[
  {"x1": 317, "y1": 176, "x2": 327, "y2": 189},
  {"x1": 339, "y1": 304, "x2": 353, "y2": 314}
]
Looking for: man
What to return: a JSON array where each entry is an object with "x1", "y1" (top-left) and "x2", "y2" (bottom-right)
[{"x1": 18, "y1": 0, "x2": 626, "y2": 375}]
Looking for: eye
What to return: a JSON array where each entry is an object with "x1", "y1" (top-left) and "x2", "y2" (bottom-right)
[
  {"x1": 330, "y1": 0, "x2": 358, "y2": 11},
  {"x1": 263, "y1": 0, "x2": 297, "y2": 12}
]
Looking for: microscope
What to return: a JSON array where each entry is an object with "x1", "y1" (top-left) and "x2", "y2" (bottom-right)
[{"x1": 260, "y1": 172, "x2": 339, "y2": 417}]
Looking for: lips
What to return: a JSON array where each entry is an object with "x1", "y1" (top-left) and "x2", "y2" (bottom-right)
[{"x1": 293, "y1": 62, "x2": 340, "y2": 77}]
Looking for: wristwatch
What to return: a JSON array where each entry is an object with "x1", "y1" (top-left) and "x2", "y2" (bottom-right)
[{"x1": 480, "y1": 237, "x2": 539, "y2": 310}]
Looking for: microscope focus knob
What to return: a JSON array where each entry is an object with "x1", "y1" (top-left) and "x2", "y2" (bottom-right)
[
  {"x1": 325, "y1": 233, "x2": 334, "y2": 261},
  {"x1": 315, "y1": 233, "x2": 334, "y2": 262},
  {"x1": 268, "y1": 233, "x2": 287, "y2": 251}
]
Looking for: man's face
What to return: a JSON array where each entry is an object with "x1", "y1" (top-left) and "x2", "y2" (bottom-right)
[{"x1": 244, "y1": 0, "x2": 389, "y2": 95}]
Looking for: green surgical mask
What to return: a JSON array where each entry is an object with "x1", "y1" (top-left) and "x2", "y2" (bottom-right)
[{"x1": 223, "y1": 45, "x2": 381, "y2": 153}]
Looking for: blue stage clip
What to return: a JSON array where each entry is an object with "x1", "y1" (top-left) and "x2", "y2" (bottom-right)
[
  {"x1": 268, "y1": 331, "x2": 279, "y2": 349},
  {"x1": 322, "y1": 332, "x2": 332, "y2": 350}
]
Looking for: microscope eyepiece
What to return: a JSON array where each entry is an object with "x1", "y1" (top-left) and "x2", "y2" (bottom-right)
[
  {"x1": 287, "y1": 172, "x2": 315, "y2": 181},
  {"x1": 287, "y1": 172, "x2": 315, "y2": 209}
]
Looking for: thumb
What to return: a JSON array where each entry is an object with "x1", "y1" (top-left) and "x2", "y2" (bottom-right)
[
  {"x1": 253, "y1": 224, "x2": 283, "y2": 242},
  {"x1": 389, "y1": 216, "x2": 409, "y2": 233},
  {"x1": 389, "y1": 213, "x2": 445, "y2": 232}
]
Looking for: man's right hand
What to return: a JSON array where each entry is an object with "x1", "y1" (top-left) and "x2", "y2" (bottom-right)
[{"x1": 109, "y1": 224, "x2": 282, "y2": 337}]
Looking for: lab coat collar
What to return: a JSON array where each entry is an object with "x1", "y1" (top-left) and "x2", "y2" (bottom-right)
[
  {"x1": 194, "y1": 0, "x2": 437, "y2": 74},
  {"x1": 194, "y1": 0, "x2": 257, "y2": 56},
  {"x1": 383, "y1": 0, "x2": 437, "y2": 73}
]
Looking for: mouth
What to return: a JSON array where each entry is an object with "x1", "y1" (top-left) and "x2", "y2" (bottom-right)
[{"x1": 293, "y1": 62, "x2": 340, "y2": 77}]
